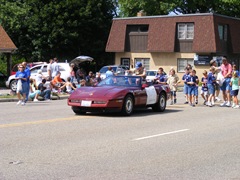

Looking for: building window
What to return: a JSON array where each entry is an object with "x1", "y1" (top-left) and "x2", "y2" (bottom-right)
[
  {"x1": 134, "y1": 58, "x2": 150, "y2": 70},
  {"x1": 125, "y1": 25, "x2": 149, "y2": 52},
  {"x1": 218, "y1": 24, "x2": 228, "y2": 41},
  {"x1": 177, "y1": 58, "x2": 193, "y2": 72},
  {"x1": 121, "y1": 58, "x2": 130, "y2": 69},
  {"x1": 178, "y1": 23, "x2": 194, "y2": 40}
]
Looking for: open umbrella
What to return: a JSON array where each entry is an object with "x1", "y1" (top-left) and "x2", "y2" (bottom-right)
[{"x1": 69, "y1": 55, "x2": 94, "y2": 66}]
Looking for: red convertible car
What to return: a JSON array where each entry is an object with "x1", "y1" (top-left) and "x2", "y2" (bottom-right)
[{"x1": 68, "y1": 76, "x2": 171, "y2": 116}]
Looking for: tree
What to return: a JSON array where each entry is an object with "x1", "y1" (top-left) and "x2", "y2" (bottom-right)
[
  {"x1": 118, "y1": 0, "x2": 171, "y2": 17},
  {"x1": 117, "y1": 0, "x2": 240, "y2": 18},
  {"x1": 0, "y1": 0, "x2": 115, "y2": 66}
]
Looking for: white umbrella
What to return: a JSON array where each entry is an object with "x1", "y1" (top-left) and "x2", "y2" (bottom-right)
[{"x1": 70, "y1": 56, "x2": 94, "y2": 65}]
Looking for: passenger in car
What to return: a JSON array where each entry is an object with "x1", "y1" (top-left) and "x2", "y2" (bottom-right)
[
  {"x1": 127, "y1": 62, "x2": 146, "y2": 78},
  {"x1": 155, "y1": 67, "x2": 167, "y2": 84}
]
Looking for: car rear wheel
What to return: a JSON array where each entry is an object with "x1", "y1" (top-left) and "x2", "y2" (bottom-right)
[
  {"x1": 121, "y1": 95, "x2": 134, "y2": 116},
  {"x1": 152, "y1": 92, "x2": 166, "y2": 112},
  {"x1": 10, "y1": 80, "x2": 17, "y2": 92},
  {"x1": 72, "y1": 107, "x2": 86, "y2": 115}
]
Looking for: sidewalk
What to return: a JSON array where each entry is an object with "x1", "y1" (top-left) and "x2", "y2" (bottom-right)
[{"x1": 0, "y1": 88, "x2": 69, "y2": 103}]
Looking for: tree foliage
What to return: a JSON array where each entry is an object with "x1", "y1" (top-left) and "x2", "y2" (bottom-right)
[
  {"x1": 118, "y1": 0, "x2": 240, "y2": 17},
  {"x1": 0, "y1": 0, "x2": 115, "y2": 65}
]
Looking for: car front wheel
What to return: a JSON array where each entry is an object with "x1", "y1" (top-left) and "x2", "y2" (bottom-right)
[
  {"x1": 10, "y1": 80, "x2": 17, "y2": 92},
  {"x1": 121, "y1": 95, "x2": 134, "y2": 116},
  {"x1": 152, "y1": 92, "x2": 166, "y2": 112}
]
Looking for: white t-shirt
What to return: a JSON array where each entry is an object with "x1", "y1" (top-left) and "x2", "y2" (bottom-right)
[
  {"x1": 35, "y1": 74, "x2": 43, "y2": 86},
  {"x1": 51, "y1": 62, "x2": 59, "y2": 77}
]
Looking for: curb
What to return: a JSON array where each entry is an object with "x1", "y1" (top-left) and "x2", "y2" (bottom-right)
[{"x1": 0, "y1": 95, "x2": 69, "y2": 103}]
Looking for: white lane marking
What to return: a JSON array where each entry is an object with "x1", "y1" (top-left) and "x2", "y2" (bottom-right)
[{"x1": 132, "y1": 129, "x2": 189, "y2": 141}]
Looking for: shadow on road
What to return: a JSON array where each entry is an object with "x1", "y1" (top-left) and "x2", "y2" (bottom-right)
[{"x1": 75, "y1": 108, "x2": 183, "y2": 118}]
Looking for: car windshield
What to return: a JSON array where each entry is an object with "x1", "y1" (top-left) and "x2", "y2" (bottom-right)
[
  {"x1": 97, "y1": 76, "x2": 142, "y2": 87},
  {"x1": 99, "y1": 66, "x2": 117, "y2": 73},
  {"x1": 146, "y1": 71, "x2": 157, "y2": 76}
]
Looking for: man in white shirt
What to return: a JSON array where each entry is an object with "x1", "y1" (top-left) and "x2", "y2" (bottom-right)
[
  {"x1": 51, "y1": 57, "x2": 59, "y2": 79},
  {"x1": 47, "y1": 59, "x2": 53, "y2": 80}
]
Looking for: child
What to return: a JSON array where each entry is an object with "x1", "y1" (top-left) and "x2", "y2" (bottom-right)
[
  {"x1": 201, "y1": 70, "x2": 209, "y2": 105},
  {"x1": 60, "y1": 77, "x2": 76, "y2": 94},
  {"x1": 76, "y1": 79, "x2": 86, "y2": 88},
  {"x1": 186, "y1": 69, "x2": 197, "y2": 107},
  {"x1": 29, "y1": 78, "x2": 41, "y2": 102},
  {"x1": 206, "y1": 67, "x2": 216, "y2": 107},
  {"x1": 70, "y1": 63, "x2": 76, "y2": 83},
  {"x1": 230, "y1": 71, "x2": 239, "y2": 108},
  {"x1": 193, "y1": 70, "x2": 199, "y2": 104},
  {"x1": 182, "y1": 67, "x2": 190, "y2": 104},
  {"x1": 166, "y1": 69, "x2": 180, "y2": 105}
]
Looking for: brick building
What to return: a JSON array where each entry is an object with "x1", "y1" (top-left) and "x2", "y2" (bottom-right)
[{"x1": 106, "y1": 13, "x2": 240, "y2": 78}]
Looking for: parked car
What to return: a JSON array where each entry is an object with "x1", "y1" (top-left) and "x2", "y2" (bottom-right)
[
  {"x1": 0, "y1": 71, "x2": 8, "y2": 87},
  {"x1": 146, "y1": 70, "x2": 158, "y2": 82},
  {"x1": 99, "y1": 65, "x2": 129, "y2": 79},
  {"x1": 6, "y1": 63, "x2": 71, "y2": 91},
  {"x1": 10, "y1": 62, "x2": 46, "y2": 76},
  {"x1": 68, "y1": 75, "x2": 171, "y2": 116}
]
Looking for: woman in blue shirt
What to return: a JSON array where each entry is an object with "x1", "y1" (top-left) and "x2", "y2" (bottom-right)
[{"x1": 15, "y1": 65, "x2": 28, "y2": 105}]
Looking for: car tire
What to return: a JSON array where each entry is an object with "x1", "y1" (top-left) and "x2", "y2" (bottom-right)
[
  {"x1": 10, "y1": 80, "x2": 17, "y2": 92},
  {"x1": 121, "y1": 95, "x2": 134, "y2": 116},
  {"x1": 152, "y1": 92, "x2": 166, "y2": 112},
  {"x1": 72, "y1": 107, "x2": 86, "y2": 115}
]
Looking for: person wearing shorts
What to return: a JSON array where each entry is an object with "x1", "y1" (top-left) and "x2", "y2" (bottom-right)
[
  {"x1": 182, "y1": 67, "x2": 190, "y2": 104},
  {"x1": 230, "y1": 71, "x2": 239, "y2": 108},
  {"x1": 201, "y1": 70, "x2": 209, "y2": 105},
  {"x1": 207, "y1": 67, "x2": 216, "y2": 107},
  {"x1": 187, "y1": 69, "x2": 197, "y2": 107},
  {"x1": 220, "y1": 57, "x2": 232, "y2": 107}
]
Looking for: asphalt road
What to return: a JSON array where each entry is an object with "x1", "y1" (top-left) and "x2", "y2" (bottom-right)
[{"x1": 0, "y1": 93, "x2": 240, "y2": 180}]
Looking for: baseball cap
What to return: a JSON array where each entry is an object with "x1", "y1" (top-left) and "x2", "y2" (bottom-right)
[{"x1": 135, "y1": 62, "x2": 142, "y2": 69}]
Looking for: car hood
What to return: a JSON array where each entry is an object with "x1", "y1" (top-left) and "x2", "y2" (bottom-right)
[{"x1": 70, "y1": 86, "x2": 130, "y2": 99}]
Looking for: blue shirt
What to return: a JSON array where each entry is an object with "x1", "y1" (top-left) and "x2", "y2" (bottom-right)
[
  {"x1": 106, "y1": 70, "x2": 114, "y2": 78},
  {"x1": 155, "y1": 73, "x2": 167, "y2": 82},
  {"x1": 207, "y1": 72, "x2": 216, "y2": 84},
  {"x1": 15, "y1": 71, "x2": 27, "y2": 84},
  {"x1": 201, "y1": 77, "x2": 208, "y2": 90},
  {"x1": 187, "y1": 75, "x2": 197, "y2": 86},
  {"x1": 182, "y1": 73, "x2": 189, "y2": 84},
  {"x1": 24, "y1": 66, "x2": 31, "y2": 83}
]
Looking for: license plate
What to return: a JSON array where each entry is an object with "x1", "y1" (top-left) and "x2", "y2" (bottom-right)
[{"x1": 81, "y1": 100, "x2": 92, "y2": 107}]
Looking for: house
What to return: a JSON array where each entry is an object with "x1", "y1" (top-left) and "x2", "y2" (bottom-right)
[
  {"x1": 0, "y1": 25, "x2": 17, "y2": 76},
  {"x1": 106, "y1": 13, "x2": 240, "y2": 79}
]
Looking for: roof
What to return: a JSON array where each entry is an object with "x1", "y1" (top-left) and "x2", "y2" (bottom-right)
[
  {"x1": 106, "y1": 13, "x2": 240, "y2": 53},
  {"x1": 0, "y1": 26, "x2": 17, "y2": 53}
]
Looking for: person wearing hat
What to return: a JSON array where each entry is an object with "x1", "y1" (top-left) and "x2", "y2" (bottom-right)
[
  {"x1": 127, "y1": 62, "x2": 146, "y2": 78},
  {"x1": 210, "y1": 59, "x2": 221, "y2": 102}
]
